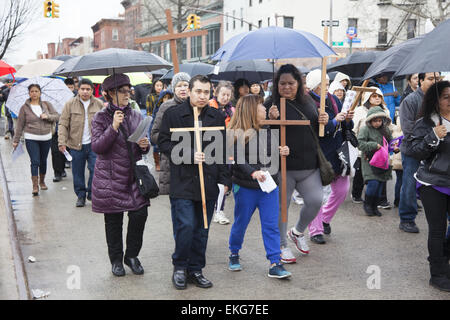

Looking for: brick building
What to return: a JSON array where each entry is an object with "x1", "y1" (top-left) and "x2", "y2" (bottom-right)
[{"x1": 91, "y1": 18, "x2": 126, "y2": 52}]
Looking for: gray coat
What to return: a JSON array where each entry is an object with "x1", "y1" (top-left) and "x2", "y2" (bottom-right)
[
  {"x1": 150, "y1": 95, "x2": 185, "y2": 195},
  {"x1": 399, "y1": 87, "x2": 424, "y2": 156}
]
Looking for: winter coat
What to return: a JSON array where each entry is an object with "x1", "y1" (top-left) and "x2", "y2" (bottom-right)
[
  {"x1": 309, "y1": 91, "x2": 354, "y2": 175},
  {"x1": 91, "y1": 103, "x2": 150, "y2": 214},
  {"x1": 134, "y1": 83, "x2": 152, "y2": 110},
  {"x1": 209, "y1": 97, "x2": 235, "y2": 127},
  {"x1": 357, "y1": 106, "x2": 393, "y2": 182},
  {"x1": 158, "y1": 99, "x2": 232, "y2": 201},
  {"x1": 399, "y1": 87, "x2": 424, "y2": 156},
  {"x1": 263, "y1": 95, "x2": 319, "y2": 171},
  {"x1": 409, "y1": 116, "x2": 450, "y2": 188},
  {"x1": 375, "y1": 81, "x2": 401, "y2": 122},
  {"x1": 150, "y1": 95, "x2": 185, "y2": 195},
  {"x1": 392, "y1": 123, "x2": 403, "y2": 171}
]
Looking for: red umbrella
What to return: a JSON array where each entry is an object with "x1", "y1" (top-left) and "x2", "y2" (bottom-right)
[{"x1": 0, "y1": 60, "x2": 16, "y2": 81}]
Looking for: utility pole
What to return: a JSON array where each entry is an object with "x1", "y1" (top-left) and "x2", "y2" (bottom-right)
[{"x1": 329, "y1": 0, "x2": 333, "y2": 47}]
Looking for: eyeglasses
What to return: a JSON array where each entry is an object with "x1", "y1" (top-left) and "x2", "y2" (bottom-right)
[{"x1": 117, "y1": 88, "x2": 132, "y2": 95}]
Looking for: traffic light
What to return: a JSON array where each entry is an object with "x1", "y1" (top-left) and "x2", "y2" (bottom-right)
[
  {"x1": 52, "y1": 1, "x2": 60, "y2": 18},
  {"x1": 194, "y1": 15, "x2": 201, "y2": 29},
  {"x1": 44, "y1": 1, "x2": 52, "y2": 18},
  {"x1": 187, "y1": 14, "x2": 195, "y2": 30}
]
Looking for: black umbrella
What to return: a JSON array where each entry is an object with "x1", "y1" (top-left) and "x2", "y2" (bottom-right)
[
  {"x1": 327, "y1": 51, "x2": 383, "y2": 78},
  {"x1": 159, "y1": 63, "x2": 215, "y2": 81},
  {"x1": 209, "y1": 60, "x2": 274, "y2": 83},
  {"x1": 394, "y1": 19, "x2": 450, "y2": 77},
  {"x1": 51, "y1": 55, "x2": 76, "y2": 62},
  {"x1": 151, "y1": 68, "x2": 169, "y2": 77},
  {"x1": 53, "y1": 48, "x2": 172, "y2": 77},
  {"x1": 363, "y1": 36, "x2": 424, "y2": 80}
]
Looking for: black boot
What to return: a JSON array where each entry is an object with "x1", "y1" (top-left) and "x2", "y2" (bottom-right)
[
  {"x1": 372, "y1": 197, "x2": 383, "y2": 217},
  {"x1": 363, "y1": 195, "x2": 376, "y2": 216},
  {"x1": 443, "y1": 238, "x2": 450, "y2": 278},
  {"x1": 429, "y1": 259, "x2": 450, "y2": 292}
]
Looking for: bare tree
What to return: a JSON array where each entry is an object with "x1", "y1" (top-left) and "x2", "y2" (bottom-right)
[
  {"x1": 0, "y1": 0, "x2": 37, "y2": 60},
  {"x1": 141, "y1": 0, "x2": 209, "y2": 60},
  {"x1": 388, "y1": 0, "x2": 449, "y2": 26}
]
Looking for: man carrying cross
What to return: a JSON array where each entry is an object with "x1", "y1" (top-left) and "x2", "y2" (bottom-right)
[{"x1": 158, "y1": 75, "x2": 231, "y2": 290}]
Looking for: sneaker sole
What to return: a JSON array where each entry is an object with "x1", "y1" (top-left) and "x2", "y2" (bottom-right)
[
  {"x1": 228, "y1": 267, "x2": 242, "y2": 272},
  {"x1": 429, "y1": 280, "x2": 450, "y2": 292},
  {"x1": 218, "y1": 220, "x2": 230, "y2": 225},
  {"x1": 287, "y1": 232, "x2": 310, "y2": 255},
  {"x1": 268, "y1": 273, "x2": 292, "y2": 279},
  {"x1": 280, "y1": 258, "x2": 296, "y2": 264}
]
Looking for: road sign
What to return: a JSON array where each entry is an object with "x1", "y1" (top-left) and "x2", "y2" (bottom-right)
[
  {"x1": 322, "y1": 20, "x2": 339, "y2": 27},
  {"x1": 332, "y1": 41, "x2": 344, "y2": 47},
  {"x1": 346, "y1": 38, "x2": 361, "y2": 43},
  {"x1": 346, "y1": 27, "x2": 357, "y2": 39}
]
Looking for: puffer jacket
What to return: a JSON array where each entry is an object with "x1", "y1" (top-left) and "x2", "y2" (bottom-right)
[{"x1": 91, "y1": 103, "x2": 150, "y2": 214}]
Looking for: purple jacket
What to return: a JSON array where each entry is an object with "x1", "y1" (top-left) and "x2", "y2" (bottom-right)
[{"x1": 91, "y1": 104, "x2": 150, "y2": 214}]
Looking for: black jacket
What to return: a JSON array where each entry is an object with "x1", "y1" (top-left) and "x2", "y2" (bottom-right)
[
  {"x1": 264, "y1": 96, "x2": 319, "y2": 171},
  {"x1": 409, "y1": 117, "x2": 450, "y2": 187},
  {"x1": 158, "y1": 99, "x2": 231, "y2": 201},
  {"x1": 134, "y1": 84, "x2": 152, "y2": 110},
  {"x1": 231, "y1": 126, "x2": 280, "y2": 189}
]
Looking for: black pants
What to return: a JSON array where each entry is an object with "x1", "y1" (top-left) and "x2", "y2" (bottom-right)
[
  {"x1": 104, "y1": 206, "x2": 148, "y2": 264},
  {"x1": 51, "y1": 132, "x2": 66, "y2": 176},
  {"x1": 352, "y1": 157, "x2": 364, "y2": 199},
  {"x1": 419, "y1": 186, "x2": 450, "y2": 265}
]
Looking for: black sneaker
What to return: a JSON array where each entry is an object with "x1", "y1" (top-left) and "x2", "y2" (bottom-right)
[
  {"x1": 378, "y1": 200, "x2": 392, "y2": 209},
  {"x1": 399, "y1": 221, "x2": 420, "y2": 233},
  {"x1": 76, "y1": 197, "x2": 86, "y2": 207},
  {"x1": 323, "y1": 222, "x2": 331, "y2": 235},
  {"x1": 352, "y1": 196, "x2": 364, "y2": 204},
  {"x1": 53, "y1": 175, "x2": 62, "y2": 182},
  {"x1": 310, "y1": 234, "x2": 326, "y2": 244}
]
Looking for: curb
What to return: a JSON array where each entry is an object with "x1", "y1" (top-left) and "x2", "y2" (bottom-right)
[{"x1": 0, "y1": 151, "x2": 31, "y2": 300}]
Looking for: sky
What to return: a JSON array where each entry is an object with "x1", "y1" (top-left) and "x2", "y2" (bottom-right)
[{"x1": 2, "y1": 0, "x2": 125, "y2": 66}]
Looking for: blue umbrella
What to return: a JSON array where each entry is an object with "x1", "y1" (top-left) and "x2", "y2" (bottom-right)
[
  {"x1": 210, "y1": 26, "x2": 335, "y2": 62},
  {"x1": 363, "y1": 36, "x2": 424, "y2": 80}
]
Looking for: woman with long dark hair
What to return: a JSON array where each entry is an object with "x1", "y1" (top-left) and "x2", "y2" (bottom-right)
[
  {"x1": 409, "y1": 80, "x2": 450, "y2": 292},
  {"x1": 264, "y1": 64, "x2": 329, "y2": 263}
]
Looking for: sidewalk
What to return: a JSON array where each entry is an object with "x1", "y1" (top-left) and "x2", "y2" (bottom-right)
[{"x1": 0, "y1": 138, "x2": 449, "y2": 300}]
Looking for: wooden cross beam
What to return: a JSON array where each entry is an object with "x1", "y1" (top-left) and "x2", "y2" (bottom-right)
[
  {"x1": 260, "y1": 98, "x2": 310, "y2": 224},
  {"x1": 170, "y1": 107, "x2": 225, "y2": 230},
  {"x1": 319, "y1": 26, "x2": 329, "y2": 137},
  {"x1": 348, "y1": 80, "x2": 377, "y2": 112},
  {"x1": 135, "y1": 9, "x2": 208, "y2": 74}
]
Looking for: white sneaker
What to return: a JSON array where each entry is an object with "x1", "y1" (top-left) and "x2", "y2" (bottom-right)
[
  {"x1": 213, "y1": 211, "x2": 230, "y2": 225},
  {"x1": 287, "y1": 229, "x2": 310, "y2": 255},
  {"x1": 280, "y1": 247, "x2": 297, "y2": 264}
]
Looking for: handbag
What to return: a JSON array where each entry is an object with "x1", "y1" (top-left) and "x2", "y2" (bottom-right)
[
  {"x1": 120, "y1": 126, "x2": 159, "y2": 199},
  {"x1": 286, "y1": 100, "x2": 335, "y2": 186}
]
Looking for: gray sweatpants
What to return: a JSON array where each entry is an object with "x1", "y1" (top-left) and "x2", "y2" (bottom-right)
[{"x1": 279, "y1": 169, "x2": 324, "y2": 247}]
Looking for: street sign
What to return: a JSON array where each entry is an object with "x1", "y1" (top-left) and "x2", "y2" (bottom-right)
[
  {"x1": 346, "y1": 38, "x2": 361, "y2": 43},
  {"x1": 322, "y1": 20, "x2": 339, "y2": 27},
  {"x1": 332, "y1": 41, "x2": 344, "y2": 47},
  {"x1": 346, "y1": 27, "x2": 357, "y2": 39}
]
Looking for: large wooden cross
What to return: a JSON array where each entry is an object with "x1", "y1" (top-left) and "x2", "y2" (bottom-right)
[
  {"x1": 170, "y1": 107, "x2": 225, "y2": 229},
  {"x1": 260, "y1": 98, "x2": 310, "y2": 223},
  {"x1": 348, "y1": 80, "x2": 377, "y2": 112},
  {"x1": 135, "y1": 9, "x2": 208, "y2": 74}
]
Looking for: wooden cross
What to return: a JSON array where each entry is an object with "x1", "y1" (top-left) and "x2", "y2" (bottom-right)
[
  {"x1": 260, "y1": 98, "x2": 310, "y2": 223},
  {"x1": 170, "y1": 107, "x2": 225, "y2": 229},
  {"x1": 135, "y1": 9, "x2": 208, "y2": 74},
  {"x1": 348, "y1": 80, "x2": 377, "y2": 112},
  {"x1": 319, "y1": 26, "x2": 329, "y2": 137}
]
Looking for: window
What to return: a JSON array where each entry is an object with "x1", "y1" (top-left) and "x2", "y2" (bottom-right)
[
  {"x1": 378, "y1": 19, "x2": 388, "y2": 44},
  {"x1": 152, "y1": 42, "x2": 161, "y2": 57},
  {"x1": 249, "y1": 0, "x2": 252, "y2": 6},
  {"x1": 206, "y1": 28, "x2": 220, "y2": 56},
  {"x1": 112, "y1": 29, "x2": 119, "y2": 41},
  {"x1": 233, "y1": 10, "x2": 236, "y2": 29},
  {"x1": 249, "y1": 24, "x2": 252, "y2": 31},
  {"x1": 268, "y1": 17, "x2": 270, "y2": 26},
  {"x1": 226, "y1": 13, "x2": 229, "y2": 31},
  {"x1": 348, "y1": 18, "x2": 358, "y2": 29},
  {"x1": 259, "y1": 0, "x2": 262, "y2": 3},
  {"x1": 241, "y1": 8, "x2": 244, "y2": 27},
  {"x1": 164, "y1": 41, "x2": 171, "y2": 61},
  {"x1": 258, "y1": 20, "x2": 262, "y2": 28},
  {"x1": 284, "y1": 17, "x2": 294, "y2": 29},
  {"x1": 191, "y1": 35, "x2": 202, "y2": 58},
  {"x1": 407, "y1": 19, "x2": 416, "y2": 39},
  {"x1": 180, "y1": 38, "x2": 187, "y2": 61},
  {"x1": 101, "y1": 31, "x2": 105, "y2": 48}
]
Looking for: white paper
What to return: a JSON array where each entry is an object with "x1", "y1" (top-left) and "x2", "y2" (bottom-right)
[
  {"x1": 12, "y1": 142, "x2": 25, "y2": 162},
  {"x1": 128, "y1": 117, "x2": 152, "y2": 143},
  {"x1": 257, "y1": 171, "x2": 277, "y2": 194},
  {"x1": 213, "y1": 65, "x2": 220, "y2": 75},
  {"x1": 63, "y1": 150, "x2": 72, "y2": 161},
  {"x1": 342, "y1": 90, "x2": 357, "y2": 113},
  {"x1": 216, "y1": 184, "x2": 225, "y2": 214}
]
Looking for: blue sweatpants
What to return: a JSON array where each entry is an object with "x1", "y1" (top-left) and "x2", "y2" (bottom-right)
[{"x1": 229, "y1": 184, "x2": 281, "y2": 264}]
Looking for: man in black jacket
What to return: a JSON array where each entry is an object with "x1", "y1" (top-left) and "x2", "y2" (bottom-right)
[{"x1": 159, "y1": 75, "x2": 231, "y2": 290}]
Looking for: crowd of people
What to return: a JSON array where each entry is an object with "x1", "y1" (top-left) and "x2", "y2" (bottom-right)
[{"x1": 0, "y1": 64, "x2": 449, "y2": 292}]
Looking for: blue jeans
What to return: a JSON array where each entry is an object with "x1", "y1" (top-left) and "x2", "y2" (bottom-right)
[
  {"x1": 394, "y1": 170, "x2": 403, "y2": 204},
  {"x1": 365, "y1": 180, "x2": 383, "y2": 198},
  {"x1": 230, "y1": 185, "x2": 281, "y2": 264},
  {"x1": 399, "y1": 154, "x2": 419, "y2": 222},
  {"x1": 169, "y1": 198, "x2": 215, "y2": 273},
  {"x1": 70, "y1": 144, "x2": 97, "y2": 199},
  {"x1": 25, "y1": 139, "x2": 52, "y2": 176}
]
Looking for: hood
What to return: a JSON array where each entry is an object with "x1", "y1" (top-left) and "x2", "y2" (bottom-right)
[
  {"x1": 334, "y1": 72, "x2": 352, "y2": 89},
  {"x1": 157, "y1": 89, "x2": 173, "y2": 105},
  {"x1": 328, "y1": 80, "x2": 345, "y2": 95},
  {"x1": 362, "y1": 87, "x2": 387, "y2": 107},
  {"x1": 365, "y1": 106, "x2": 391, "y2": 127}
]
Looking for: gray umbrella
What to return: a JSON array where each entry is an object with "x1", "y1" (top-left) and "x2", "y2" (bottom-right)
[
  {"x1": 159, "y1": 63, "x2": 215, "y2": 80},
  {"x1": 394, "y1": 19, "x2": 450, "y2": 77},
  {"x1": 327, "y1": 51, "x2": 382, "y2": 78},
  {"x1": 51, "y1": 55, "x2": 76, "y2": 62},
  {"x1": 53, "y1": 48, "x2": 172, "y2": 77},
  {"x1": 209, "y1": 60, "x2": 274, "y2": 83},
  {"x1": 363, "y1": 36, "x2": 424, "y2": 80}
]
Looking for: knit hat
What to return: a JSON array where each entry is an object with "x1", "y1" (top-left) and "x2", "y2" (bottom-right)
[
  {"x1": 171, "y1": 72, "x2": 191, "y2": 89},
  {"x1": 102, "y1": 73, "x2": 131, "y2": 91},
  {"x1": 306, "y1": 69, "x2": 329, "y2": 91}
]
